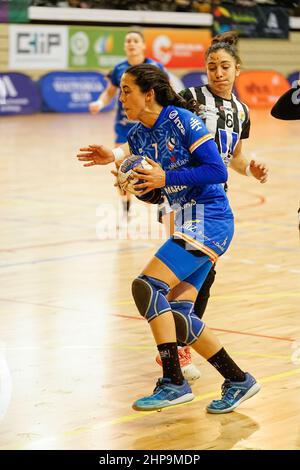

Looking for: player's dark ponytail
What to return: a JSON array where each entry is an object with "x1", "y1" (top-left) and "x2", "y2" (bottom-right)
[
  {"x1": 206, "y1": 30, "x2": 241, "y2": 64},
  {"x1": 126, "y1": 64, "x2": 200, "y2": 114}
]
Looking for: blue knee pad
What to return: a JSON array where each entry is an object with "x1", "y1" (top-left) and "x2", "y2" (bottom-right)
[
  {"x1": 132, "y1": 275, "x2": 171, "y2": 322},
  {"x1": 170, "y1": 300, "x2": 205, "y2": 345}
]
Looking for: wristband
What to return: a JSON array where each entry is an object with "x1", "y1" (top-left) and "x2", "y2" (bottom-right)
[
  {"x1": 112, "y1": 147, "x2": 125, "y2": 161},
  {"x1": 95, "y1": 98, "x2": 105, "y2": 110}
]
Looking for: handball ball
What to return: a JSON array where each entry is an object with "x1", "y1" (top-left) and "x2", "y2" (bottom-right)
[{"x1": 118, "y1": 155, "x2": 152, "y2": 195}]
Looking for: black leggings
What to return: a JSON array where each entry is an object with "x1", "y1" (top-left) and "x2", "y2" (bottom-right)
[
  {"x1": 194, "y1": 264, "x2": 216, "y2": 319},
  {"x1": 177, "y1": 265, "x2": 216, "y2": 347}
]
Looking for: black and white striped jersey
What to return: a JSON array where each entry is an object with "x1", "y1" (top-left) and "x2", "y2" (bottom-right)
[
  {"x1": 180, "y1": 85, "x2": 250, "y2": 167},
  {"x1": 157, "y1": 85, "x2": 251, "y2": 223}
]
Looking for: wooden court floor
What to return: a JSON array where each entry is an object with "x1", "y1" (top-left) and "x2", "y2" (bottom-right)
[{"x1": 0, "y1": 108, "x2": 299, "y2": 450}]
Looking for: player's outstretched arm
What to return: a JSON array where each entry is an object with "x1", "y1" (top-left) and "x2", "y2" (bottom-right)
[
  {"x1": 230, "y1": 141, "x2": 268, "y2": 184},
  {"x1": 113, "y1": 143, "x2": 130, "y2": 169},
  {"x1": 77, "y1": 144, "x2": 115, "y2": 167},
  {"x1": 246, "y1": 160, "x2": 268, "y2": 183},
  {"x1": 89, "y1": 81, "x2": 117, "y2": 115},
  {"x1": 77, "y1": 142, "x2": 130, "y2": 168}
]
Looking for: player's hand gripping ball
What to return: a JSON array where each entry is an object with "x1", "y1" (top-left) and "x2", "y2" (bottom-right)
[
  {"x1": 117, "y1": 155, "x2": 162, "y2": 203},
  {"x1": 118, "y1": 155, "x2": 153, "y2": 195}
]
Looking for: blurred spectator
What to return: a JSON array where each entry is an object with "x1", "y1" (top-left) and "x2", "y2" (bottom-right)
[
  {"x1": 68, "y1": 0, "x2": 93, "y2": 7},
  {"x1": 192, "y1": 1, "x2": 212, "y2": 12},
  {"x1": 31, "y1": 0, "x2": 60, "y2": 5},
  {"x1": 31, "y1": 0, "x2": 98, "y2": 6},
  {"x1": 29, "y1": 0, "x2": 300, "y2": 11}
]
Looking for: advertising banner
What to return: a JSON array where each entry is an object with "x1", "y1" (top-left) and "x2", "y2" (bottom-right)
[
  {"x1": 213, "y1": 5, "x2": 289, "y2": 39},
  {"x1": 39, "y1": 71, "x2": 112, "y2": 113},
  {"x1": 235, "y1": 70, "x2": 290, "y2": 108},
  {"x1": 0, "y1": 0, "x2": 29, "y2": 23},
  {"x1": 181, "y1": 72, "x2": 208, "y2": 89},
  {"x1": 143, "y1": 29, "x2": 211, "y2": 69},
  {"x1": 9, "y1": 24, "x2": 68, "y2": 70},
  {"x1": 287, "y1": 71, "x2": 300, "y2": 87},
  {"x1": 69, "y1": 27, "x2": 128, "y2": 69},
  {"x1": 0, "y1": 0, "x2": 8, "y2": 22},
  {"x1": 0, "y1": 72, "x2": 41, "y2": 115}
]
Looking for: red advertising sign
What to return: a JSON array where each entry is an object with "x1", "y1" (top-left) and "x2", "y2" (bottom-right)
[
  {"x1": 144, "y1": 29, "x2": 211, "y2": 69},
  {"x1": 235, "y1": 70, "x2": 290, "y2": 108}
]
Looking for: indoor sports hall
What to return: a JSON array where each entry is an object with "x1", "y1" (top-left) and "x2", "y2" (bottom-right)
[{"x1": 0, "y1": 0, "x2": 299, "y2": 451}]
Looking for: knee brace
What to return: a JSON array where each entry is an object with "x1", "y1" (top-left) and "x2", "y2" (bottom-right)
[
  {"x1": 132, "y1": 275, "x2": 171, "y2": 322},
  {"x1": 170, "y1": 300, "x2": 205, "y2": 345}
]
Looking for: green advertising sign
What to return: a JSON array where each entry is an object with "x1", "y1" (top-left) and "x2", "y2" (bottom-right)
[{"x1": 69, "y1": 26, "x2": 129, "y2": 69}]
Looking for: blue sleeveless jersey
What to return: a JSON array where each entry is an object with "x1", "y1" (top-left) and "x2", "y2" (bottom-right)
[
  {"x1": 108, "y1": 58, "x2": 164, "y2": 143},
  {"x1": 127, "y1": 105, "x2": 234, "y2": 261}
]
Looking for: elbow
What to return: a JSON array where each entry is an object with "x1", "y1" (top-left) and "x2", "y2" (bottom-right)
[
  {"x1": 221, "y1": 165, "x2": 228, "y2": 183},
  {"x1": 215, "y1": 164, "x2": 228, "y2": 184}
]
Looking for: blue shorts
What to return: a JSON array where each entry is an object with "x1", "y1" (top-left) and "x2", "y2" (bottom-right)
[
  {"x1": 155, "y1": 237, "x2": 213, "y2": 291},
  {"x1": 172, "y1": 203, "x2": 234, "y2": 263}
]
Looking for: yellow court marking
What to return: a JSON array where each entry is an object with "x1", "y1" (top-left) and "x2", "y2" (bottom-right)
[
  {"x1": 230, "y1": 351, "x2": 291, "y2": 361},
  {"x1": 2, "y1": 366, "x2": 297, "y2": 450},
  {"x1": 64, "y1": 366, "x2": 300, "y2": 433},
  {"x1": 258, "y1": 368, "x2": 300, "y2": 384}
]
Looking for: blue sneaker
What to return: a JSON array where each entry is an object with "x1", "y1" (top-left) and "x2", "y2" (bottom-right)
[
  {"x1": 206, "y1": 373, "x2": 261, "y2": 414},
  {"x1": 132, "y1": 378, "x2": 195, "y2": 411}
]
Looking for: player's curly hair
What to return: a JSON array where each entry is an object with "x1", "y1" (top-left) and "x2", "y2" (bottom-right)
[
  {"x1": 206, "y1": 30, "x2": 241, "y2": 64},
  {"x1": 125, "y1": 64, "x2": 200, "y2": 114}
]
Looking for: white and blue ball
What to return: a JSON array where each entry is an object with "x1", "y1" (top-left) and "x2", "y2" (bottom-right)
[{"x1": 117, "y1": 155, "x2": 152, "y2": 195}]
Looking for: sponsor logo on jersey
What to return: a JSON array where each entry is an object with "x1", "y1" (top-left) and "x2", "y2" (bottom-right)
[
  {"x1": 182, "y1": 219, "x2": 201, "y2": 232},
  {"x1": 190, "y1": 117, "x2": 203, "y2": 131},
  {"x1": 166, "y1": 157, "x2": 189, "y2": 170},
  {"x1": 167, "y1": 136, "x2": 176, "y2": 151},
  {"x1": 169, "y1": 110, "x2": 185, "y2": 135},
  {"x1": 169, "y1": 110, "x2": 178, "y2": 120},
  {"x1": 238, "y1": 111, "x2": 246, "y2": 121},
  {"x1": 174, "y1": 116, "x2": 185, "y2": 135},
  {"x1": 165, "y1": 185, "x2": 187, "y2": 194},
  {"x1": 202, "y1": 104, "x2": 219, "y2": 115},
  {"x1": 220, "y1": 236, "x2": 228, "y2": 247}
]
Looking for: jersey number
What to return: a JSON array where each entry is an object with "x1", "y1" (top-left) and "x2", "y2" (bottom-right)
[
  {"x1": 151, "y1": 143, "x2": 158, "y2": 160},
  {"x1": 225, "y1": 113, "x2": 234, "y2": 128}
]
